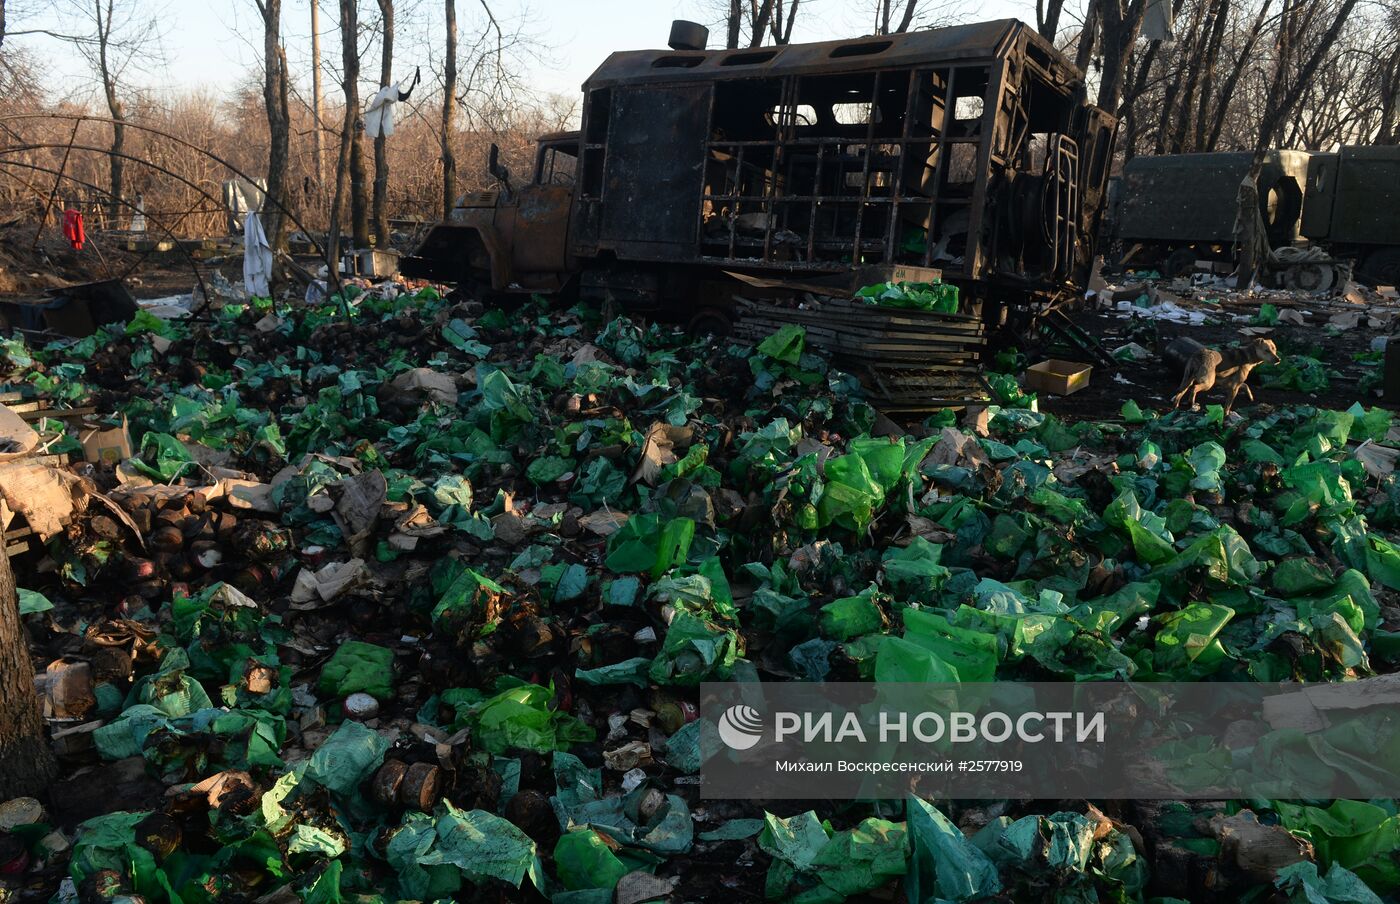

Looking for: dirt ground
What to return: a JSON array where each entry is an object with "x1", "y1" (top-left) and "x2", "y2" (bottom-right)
[{"x1": 1038, "y1": 303, "x2": 1388, "y2": 422}]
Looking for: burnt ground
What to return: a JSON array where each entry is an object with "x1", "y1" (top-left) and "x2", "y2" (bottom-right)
[{"x1": 1037, "y1": 303, "x2": 1389, "y2": 422}]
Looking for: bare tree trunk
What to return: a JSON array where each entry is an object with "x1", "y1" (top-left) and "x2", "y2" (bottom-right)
[
  {"x1": 1378, "y1": 41, "x2": 1400, "y2": 143},
  {"x1": 311, "y1": 0, "x2": 324, "y2": 191},
  {"x1": 96, "y1": 0, "x2": 125, "y2": 225},
  {"x1": 1206, "y1": 0, "x2": 1271, "y2": 149},
  {"x1": 373, "y1": 0, "x2": 393, "y2": 246},
  {"x1": 1256, "y1": 0, "x2": 1363, "y2": 149},
  {"x1": 0, "y1": 549, "x2": 56, "y2": 799},
  {"x1": 1189, "y1": 0, "x2": 1231, "y2": 151},
  {"x1": 877, "y1": 0, "x2": 918, "y2": 34},
  {"x1": 257, "y1": 0, "x2": 291, "y2": 257},
  {"x1": 1121, "y1": 32, "x2": 1165, "y2": 158},
  {"x1": 748, "y1": 0, "x2": 776, "y2": 47},
  {"x1": 1075, "y1": 0, "x2": 1100, "y2": 75},
  {"x1": 1155, "y1": 59, "x2": 1186, "y2": 153},
  {"x1": 1097, "y1": 0, "x2": 1150, "y2": 114},
  {"x1": 894, "y1": 0, "x2": 917, "y2": 31},
  {"x1": 1038, "y1": 0, "x2": 1067, "y2": 40},
  {"x1": 441, "y1": 0, "x2": 457, "y2": 219},
  {"x1": 726, "y1": 0, "x2": 741, "y2": 48},
  {"x1": 772, "y1": 0, "x2": 799, "y2": 42},
  {"x1": 1, "y1": 0, "x2": 8, "y2": 47},
  {"x1": 329, "y1": 0, "x2": 355, "y2": 267},
  {"x1": 1168, "y1": 0, "x2": 1213, "y2": 151},
  {"x1": 340, "y1": 0, "x2": 370, "y2": 250}
]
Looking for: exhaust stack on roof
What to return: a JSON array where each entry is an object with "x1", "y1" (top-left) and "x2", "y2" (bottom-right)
[{"x1": 668, "y1": 20, "x2": 709, "y2": 51}]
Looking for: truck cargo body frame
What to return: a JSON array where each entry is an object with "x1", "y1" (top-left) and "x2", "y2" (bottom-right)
[{"x1": 403, "y1": 19, "x2": 1116, "y2": 321}]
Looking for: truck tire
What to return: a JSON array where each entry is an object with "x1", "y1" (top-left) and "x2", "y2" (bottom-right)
[
  {"x1": 1162, "y1": 247, "x2": 1196, "y2": 279},
  {"x1": 687, "y1": 308, "x2": 733, "y2": 338},
  {"x1": 1360, "y1": 248, "x2": 1400, "y2": 287}
]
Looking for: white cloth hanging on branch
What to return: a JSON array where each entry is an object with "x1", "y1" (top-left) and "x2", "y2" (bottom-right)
[
  {"x1": 365, "y1": 84, "x2": 401, "y2": 139},
  {"x1": 243, "y1": 211, "x2": 274, "y2": 299},
  {"x1": 364, "y1": 68, "x2": 421, "y2": 139}
]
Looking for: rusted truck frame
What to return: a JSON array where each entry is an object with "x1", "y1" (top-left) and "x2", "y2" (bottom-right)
[{"x1": 403, "y1": 19, "x2": 1116, "y2": 332}]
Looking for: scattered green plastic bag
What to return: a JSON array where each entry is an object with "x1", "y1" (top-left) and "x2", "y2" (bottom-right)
[
  {"x1": 318, "y1": 640, "x2": 394, "y2": 701},
  {"x1": 305, "y1": 719, "x2": 390, "y2": 796}
]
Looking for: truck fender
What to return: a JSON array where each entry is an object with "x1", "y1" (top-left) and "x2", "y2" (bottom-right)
[{"x1": 461, "y1": 225, "x2": 511, "y2": 291}]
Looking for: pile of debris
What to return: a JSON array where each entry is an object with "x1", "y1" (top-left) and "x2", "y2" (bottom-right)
[{"x1": 0, "y1": 283, "x2": 1399, "y2": 902}]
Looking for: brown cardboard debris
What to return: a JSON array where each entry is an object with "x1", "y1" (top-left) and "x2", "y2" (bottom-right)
[
  {"x1": 579, "y1": 510, "x2": 628, "y2": 538},
  {"x1": 1209, "y1": 811, "x2": 1312, "y2": 883},
  {"x1": 0, "y1": 403, "x2": 39, "y2": 462},
  {"x1": 329, "y1": 470, "x2": 388, "y2": 556},
  {"x1": 41, "y1": 660, "x2": 95, "y2": 720},
  {"x1": 79, "y1": 416, "x2": 133, "y2": 465},
  {"x1": 616, "y1": 872, "x2": 680, "y2": 904},
  {"x1": 0, "y1": 460, "x2": 85, "y2": 539},
  {"x1": 220, "y1": 479, "x2": 279, "y2": 513},
  {"x1": 632, "y1": 422, "x2": 694, "y2": 485}
]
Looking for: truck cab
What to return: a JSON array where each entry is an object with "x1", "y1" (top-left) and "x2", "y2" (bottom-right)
[{"x1": 402, "y1": 132, "x2": 579, "y2": 294}]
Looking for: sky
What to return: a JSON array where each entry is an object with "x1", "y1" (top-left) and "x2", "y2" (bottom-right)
[{"x1": 11, "y1": 0, "x2": 1035, "y2": 105}]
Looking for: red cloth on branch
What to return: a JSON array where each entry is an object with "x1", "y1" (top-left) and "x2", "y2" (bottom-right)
[{"x1": 62, "y1": 209, "x2": 85, "y2": 250}]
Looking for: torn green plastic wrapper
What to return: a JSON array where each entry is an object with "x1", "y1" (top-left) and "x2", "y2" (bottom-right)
[
  {"x1": 130, "y1": 431, "x2": 197, "y2": 482},
  {"x1": 555, "y1": 828, "x2": 629, "y2": 891},
  {"x1": 906, "y1": 797, "x2": 1001, "y2": 903},
  {"x1": 16, "y1": 587, "x2": 53, "y2": 614},
  {"x1": 818, "y1": 587, "x2": 885, "y2": 642},
  {"x1": 447, "y1": 682, "x2": 595, "y2": 754},
  {"x1": 757, "y1": 324, "x2": 806, "y2": 364},
  {"x1": 649, "y1": 610, "x2": 741, "y2": 685},
  {"x1": 567, "y1": 785, "x2": 694, "y2": 857},
  {"x1": 856, "y1": 281, "x2": 958, "y2": 314},
  {"x1": 317, "y1": 640, "x2": 394, "y2": 701},
  {"x1": 1275, "y1": 861, "x2": 1384, "y2": 904},
  {"x1": 605, "y1": 514, "x2": 696, "y2": 579},
  {"x1": 760, "y1": 810, "x2": 908, "y2": 904},
  {"x1": 305, "y1": 719, "x2": 390, "y2": 796}
]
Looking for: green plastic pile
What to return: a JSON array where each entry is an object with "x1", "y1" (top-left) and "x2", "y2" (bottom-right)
[{"x1": 7, "y1": 283, "x2": 1400, "y2": 903}]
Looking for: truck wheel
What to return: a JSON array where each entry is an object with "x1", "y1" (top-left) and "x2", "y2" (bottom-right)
[
  {"x1": 1162, "y1": 247, "x2": 1196, "y2": 279},
  {"x1": 1281, "y1": 262, "x2": 1338, "y2": 293},
  {"x1": 687, "y1": 308, "x2": 733, "y2": 338},
  {"x1": 1360, "y1": 248, "x2": 1400, "y2": 287}
]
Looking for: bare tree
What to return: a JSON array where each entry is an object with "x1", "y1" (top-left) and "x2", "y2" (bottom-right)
[
  {"x1": 441, "y1": 0, "x2": 456, "y2": 218},
  {"x1": 372, "y1": 0, "x2": 392, "y2": 245},
  {"x1": 0, "y1": 550, "x2": 56, "y2": 799},
  {"x1": 1254, "y1": 0, "x2": 1362, "y2": 149},
  {"x1": 1037, "y1": 0, "x2": 1068, "y2": 41},
  {"x1": 719, "y1": 0, "x2": 802, "y2": 48},
  {"x1": 1096, "y1": 0, "x2": 1151, "y2": 113},
  {"x1": 875, "y1": 0, "x2": 919, "y2": 34},
  {"x1": 254, "y1": 0, "x2": 290, "y2": 257},
  {"x1": 44, "y1": 1, "x2": 163, "y2": 224},
  {"x1": 331, "y1": 0, "x2": 369, "y2": 255}
]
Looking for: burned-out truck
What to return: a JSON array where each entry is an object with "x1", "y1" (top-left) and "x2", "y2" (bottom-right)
[{"x1": 403, "y1": 18, "x2": 1116, "y2": 335}]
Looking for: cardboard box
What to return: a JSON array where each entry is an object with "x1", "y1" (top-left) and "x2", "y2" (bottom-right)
[
  {"x1": 79, "y1": 417, "x2": 133, "y2": 465},
  {"x1": 1025, "y1": 359, "x2": 1092, "y2": 396}
]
